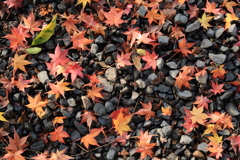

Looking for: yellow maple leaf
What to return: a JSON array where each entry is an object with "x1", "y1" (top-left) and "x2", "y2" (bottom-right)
[
  {"x1": 224, "y1": 13, "x2": 239, "y2": 29},
  {"x1": 47, "y1": 79, "x2": 72, "y2": 99},
  {"x1": 207, "y1": 133, "x2": 223, "y2": 146},
  {"x1": 190, "y1": 107, "x2": 209, "y2": 125},
  {"x1": 76, "y1": 0, "x2": 91, "y2": 10},
  {"x1": 0, "y1": 112, "x2": 8, "y2": 122},
  {"x1": 198, "y1": 12, "x2": 213, "y2": 29},
  {"x1": 161, "y1": 106, "x2": 172, "y2": 116},
  {"x1": 113, "y1": 111, "x2": 132, "y2": 136}
]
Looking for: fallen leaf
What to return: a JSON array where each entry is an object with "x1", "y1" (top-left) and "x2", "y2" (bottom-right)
[
  {"x1": 49, "y1": 125, "x2": 70, "y2": 143},
  {"x1": 141, "y1": 50, "x2": 158, "y2": 71},
  {"x1": 103, "y1": 7, "x2": 125, "y2": 28},
  {"x1": 174, "y1": 72, "x2": 193, "y2": 90},
  {"x1": 187, "y1": 4, "x2": 199, "y2": 19},
  {"x1": 173, "y1": 37, "x2": 195, "y2": 57},
  {"x1": 87, "y1": 84, "x2": 104, "y2": 102},
  {"x1": 116, "y1": 51, "x2": 133, "y2": 68},
  {"x1": 161, "y1": 106, "x2": 172, "y2": 116},
  {"x1": 70, "y1": 31, "x2": 94, "y2": 50},
  {"x1": 62, "y1": 15, "x2": 79, "y2": 34},
  {"x1": 81, "y1": 127, "x2": 105, "y2": 149},
  {"x1": 11, "y1": 53, "x2": 32, "y2": 75},
  {"x1": 209, "y1": 81, "x2": 225, "y2": 95},
  {"x1": 4, "y1": 0, "x2": 23, "y2": 10},
  {"x1": 224, "y1": 13, "x2": 238, "y2": 29},
  {"x1": 113, "y1": 111, "x2": 132, "y2": 135},
  {"x1": 198, "y1": 12, "x2": 213, "y2": 29},
  {"x1": 14, "y1": 74, "x2": 32, "y2": 93},
  {"x1": 211, "y1": 65, "x2": 227, "y2": 79},
  {"x1": 132, "y1": 52, "x2": 142, "y2": 71},
  {"x1": 76, "y1": 0, "x2": 91, "y2": 11},
  {"x1": 203, "y1": 1, "x2": 221, "y2": 14},
  {"x1": 52, "y1": 116, "x2": 67, "y2": 126},
  {"x1": 47, "y1": 79, "x2": 72, "y2": 99},
  {"x1": 134, "y1": 101, "x2": 155, "y2": 120},
  {"x1": 80, "y1": 110, "x2": 98, "y2": 129},
  {"x1": 190, "y1": 107, "x2": 209, "y2": 125},
  {"x1": 193, "y1": 95, "x2": 212, "y2": 110},
  {"x1": 49, "y1": 148, "x2": 74, "y2": 160}
]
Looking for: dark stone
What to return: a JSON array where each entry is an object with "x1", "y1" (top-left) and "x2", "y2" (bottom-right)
[
  {"x1": 30, "y1": 140, "x2": 45, "y2": 151},
  {"x1": 93, "y1": 103, "x2": 107, "y2": 116}
]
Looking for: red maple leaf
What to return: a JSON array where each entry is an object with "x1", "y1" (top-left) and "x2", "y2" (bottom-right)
[
  {"x1": 209, "y1": 81, "x2": 225, "y2": 95},
  {"x1": 134, "y1": 101, "x2": 155, "y2": 120},
  {"x1": 64, "y1": 62, "x2": 83, "y2": 83},
  {"x1": 84, "y1": 73, "x2": 101, "y2": 87},
  {"x1": 62, "y1": 14, "x2": 79, "y2": 34},
  {"x1": 136, "y1": 33, "x2": 155, "y2": 45},
  {"x1": 14, "y1": 74, "x2": 32, "y2": 93},
  {"x1": 49, "y1": 125, "x2": 70, "y2": 143},
  {"x1": 187, "y1": 4, "x2": 199, "y2": 19},
  {"x1": 70, "y1": 31, "x2": 94, "y2": 50},
  {"x1": 226, "y1": 134, "x2": 240, "y2": 154},
  {"x1": 0, "y1": 77, "x2": 15, "y2": 94},
  {"x1": 4, "y1": 0, "x2": 23, "y2": 10},
  {"x1": 173, "y1": 37, "x2": 195, "y2": 57},
  {"x1": 141, "y1": 50, "x2": 159, "y2": 71},
  {"x1": 79, "y1": 110, "x2": 98, "y2": 129},
  {"x1": 229, "y1": 81, "x2": 240, "y2": 93},
  {"x1": 116, "y1": 51, "x2": 133, "y2": 68},
  {"x1": 203, "y1": 0, "x2": 221, "y2": 14},
  {"x1": 174, "y1": 72, "x2": 193, "y2": 90},
  {"x1": 193, "y1": 95, "x2": 212, "y2": 110},
  {"x1": 103, "y1": 7, "x2": 125, "y2": 27},
  {"x1": 86, "y1": 84, "x2": 104, "y2": 102},
  {"x1": 123, "y1": 27, "x2": 141, "y2": 47},
  {"x1": 170, "y1": 24, "x2": 185, "y2": 40}
]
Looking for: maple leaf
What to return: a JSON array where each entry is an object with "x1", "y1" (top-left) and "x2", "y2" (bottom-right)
[
  {"x1": 193, "y1": 95, "x2": 212, "y2": 110},
  {"x1": 0, "y1": 112, "x2": 8, "y2": 122},
  {"x1": 206, "y1": 142, "x2": 224, "y2": 160},
  {"x1": 0, "y1": 91, "x2": 10, "y2": 108},
  {"x1": 144, "y1": 9, "x2": 162, "y2": 25},
  {"x1": 222, "y1": 0, "x2": 239, "y2": 14},
  {"x1": 47, "y1": 79, "x2": 72, "y2": 99},
  {"x1": 49, "y1": 125, "x2": 70, "y2": 143},
  {"x1": 4, "y1": 0, "x2": 23, "y2": 10},
  {"x1": 52, "y1": 116, "x2": 66, "y2": 126},
  {"x1": 123, "y1": 27, "x2": 141, "y2": 47},
  {"x1": 62, "y1": 15, "x2": 79, "y2": 34},
  {"x1": 178, "y1": 0, "x2": 186, "y2": 6},
  {"x1": 0, "y1": 77, "x2": 15, "y2": 94},
  {"x1": 80, "y1": 110, "x2": 98, "y2": 129},
  {"x1": 147, "y1": 0, "x2": 163, "y2": 8},
  {"x1": 11, "y1": 53, "x2": 32, "y2": 75},
  {"x1": 174, "y1": 72, "x2": 193, "y2": 90},
  {"x1": 209, "y1": 81, "x2": 225, "y2": 95},
  {"x1": 180, "y1": 65, "x2": 196, "y2": 76},
  {"x1": 135, "y1": 130, "x2": 156, "y2": 160},
  {"x1": 1, "y1": 150, "x2": 25, "y2": 160},
  {"x1": 113, "y1": 111, "x2": 132, "y2": 135},
  {"x1": 90, "y1": 23, "x2": 107, "y2": 36},
  {"x1": 76, "y1": 0, "x2": 91, "y2": 11},
  {"x1": 5, "y1": 128, "x2": 29, "y2": 152},
  {"x1": 0, "y1": 127, "x2": 9, "y2": 141},
  {"x1": 229, "y1": 80, "x2": 240, "y2": 93},
  {"x1": 14, "y1": 74, "x2": 32, "y2": 92},
  {"x1": 161, "y1": 106, "x2": 172, "y2": 116},
  {"x1": 115, "y1": 132, "x2": 131, "y2": 145},
  {"x1": 49, "y1": 148, "x2": 74, "y2": 160},
  {"x1": 224, "y1": 13, "x2": 239, "y2": 29},
  {"x1": 141, "y1": 50, "x2": 159, "y2": 71},
  {"x1": 203, "y1": 123, "x2": 222, "y2": 135},
  {"x1": 86, "y1": 84, "x2": 104, "y2": 102},
  {"x1": 203, "y1": 1, "x2": 221, "y2": 14},
  {"x1": 81, "y1": 127, "x2": 105, "y2": 149},
  {"x1": 226, "y1": 134, "x2": 240, "y2": 154},
  {"x1": 25, "y1": 92, "x2": 48, "y2": 119},
  {"x1": 32, "y1": 153, "x2": 48, "y2": 160},
  {"x1": 198, "y1": 12, "x2": 213, "y2": 29},
  {"x1": 170, "y1": 24, "x2": 185, "y2": 40},
  {"x1": 83, "y1": 73, "x2": 101, "y2": 87},
  {"x1": 187, "y1": 4, "x2": 199, "y2": 19},
  {"x1": 207, "y1": 133, "x2": 223, "y2": 146},
  {"x1": 222, "y1": 113, "x2": 234, "y2": 129},
  {"x1": 190, "y1": 107, "x2": 209, "y2": 125},
  {"x1": 103, "y1": 7, "x2": 125, "y2": 27},
  {"x1": 211, "y1": 65, "x2": 227, "y2": 79},
  {"x1": 173, "y1": 37, "x2": 195, "y2": 57},
  {"x1": 21, "y1": 10, "x2": 44, "y2": 35},
  {"x1": 70, "y1": 31, "x2": 94, "y2": 50},
  {"x1": 136, "y1": 33, "x2": 155, "y2": 45},
  {"x1": 64, "y1": 62, "x2": 83, "y2": 83},
  {"x1": 195, "y1": 68, "x2": 207, "y2": 77},
  {"x1": 109, "y1": 108, "x2": 130, "y2": 119},
  {"x1": 181, "y1": 107, "x2": 199, "y2": 133},
  {"x1": 134, "y1": 101, "x2": 155, "y2": 120},
  {"x1": 208, "y1": 111, "x2": 225, "y2": 124},
  {"x1": 116, "y1": 51, "x2": 133, "y2": 68}
]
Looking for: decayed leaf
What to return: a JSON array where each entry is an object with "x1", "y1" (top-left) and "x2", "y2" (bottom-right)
[
  {"x1": 49, "y1": 125, "x2": 70, "y2": 143},
  {"x1": 81, "y1": 127, "x2": 105, "y2": 149},
  {"x1": 0, "y1": 127, "x2": 9, "y2": 141},
  {"x1": 203, "y1": 1, "x2": 221, "y2": 14},
  {"x1": 173, "y1": 37, "x2": 195, "y2": 57},
  {"x1": 209, "y1": 81, "x2": 225, "y2": 95},
  {"x1": 187, "y1": 4, "x2": 199, "y2": 19},
  {"x1": 170, "y1": 24, "x2": 185, "y2": 40},
  {"x1": 103, "y1": 7, "x2": 125, "y2": 28},
  {"x1": 161, "y1": 106, "x2": 172, "y2": 116},
  {"x1": 198, "y1": 12, "x2": 213, "y2": 29},
  {"x1": 25, "y1": 92, "x2": 48, "y2": 119},
  {"x1": 62, "y1": 15, "x2": 79, "y2": 34},
  {"x1": 80, "y1": 110, "x2": 98, "y2": 129},
  {"x1": 174, "y1": 72, "x2": 193, "y2": 90},
  {"x1": 113, "y1": 111, "x2": 132, "y2": 135},
  {"x1": 49, "y1": 148, "x2": 74, "y2": 160},
  {"x1": 86, "y1": 84, "x2": 104, "y2": 102},
  {"x1": 190, "y1": 107, "x2": 209, "y2": 125},
  {"x1": 32, "y1": 153, "x2": 48, "y2": 160},
  {"x1": 47, "y1": 79, "x2": 72, "y2": 99},
  {"x1": 11, "y1": 54, "x2": 32, "y2": 75},
  {"x1": 226, "y1": 134, "x2": 240, "y2": 154},
  {"x1": 222, "y1": 0, "x2": 239, "y2": 14},
  {"x1": 132, "y1": 52, "x2": 142, "y2": 71},
  {"x1": 4, "y1": 0, "x2": 23, "y2": 10},
  {"x1": 134, "y1": 101, "x2": 155, "y2": 120}
]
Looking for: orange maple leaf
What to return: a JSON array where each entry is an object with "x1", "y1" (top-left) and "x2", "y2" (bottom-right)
[
  {"x1": 83, "y1": 73, "x2": 101, "y2": 87},
  {"x1": 14, "y1": 74, "x2": 32, "y2": 93},
  {"x1": 222, "y1": 0, "x2": 239, "y2": 14},
  {"x1": 123, "y1": 27, "x2": 141, "y2": 47},
  {"x1": 206, "y1": 142, "x2": 224, "y2": 160},
  {"x1": 144, "y1": 9, "x2": 162, "y2": 25},
  {"x1": 11, "y1": 53, "x2": 32, "y2": 75},
  {"x1": 62, "y1": 14, "x2": 79, "y2": 34},
  {"x1": 203, "y1": 1, "x2": 221, "y2": 14},
  {"x1": 70, "y1": 31, "x2": 94, "y2": 50},
  {"x1": 52, "y1": 116, "x2": 66, "y2": 126},
  {"x1": 174, "y1": 72, "x2": 193, "y2": 90},
  {"x1": 81, "y1": 127, "x2": 105, "y2": 149},
  {"x1": 80, "y1": 110, "x2": 98, "y2": 129},
  {"x1": 229, "y1": 80, "x2": 240, "y2": 93},
  {"x1": 170, "y1": 24, "x2": 185, "y2": 40},
  {"x1": 25, "y1": 92, "x2": 48, "y2": 119},
  {"x1": 193, "y1": 95, "x2": 212, "y2": 110},
  {"x1": 211, "y1": 65, "x2": 227, "y2": 79},
  {"x1": 134, "y1": 101, "x2": 155, "y2": 120},
  {"x1": 90, "y1": 23, "x2": 107, "y2": 36},
  {"x1": 32, "y1": 153, "x2": 48, "y2": 160},
  {"x1": 4, "y1": 0, "x2": 23, "y2": 10},
  {"x1": 161, "y1": 106, "x2": 172, "y2": 116},
  {"x1": 226, "y1": 134, "x2": 240, "y2": 154},
  {"x1": 49, "y1": 148, "x2": 74, "y2": 160},
  {"x1": 86, "y1": 84, "x2": 104, "y2": 102},
  {"x1": 1, "y1": 150, "x2": 25, "y2": 160},
  {"x1": 47, "y1": 79, "x2": 72, "y2": 99},
  {"x1": 113, "y1": 111, "x2": 132, "y2": 135},
  {"x1": 190, "y1": 107, "x2": 209, "y2": 125},
  {"x1": 49, "y1": 125, "x2": 70, "y2": 143},
  {"x1": 103, "y1": 7, "x2": 125, "y2": 27},
  {"x1": 21, "y1": 10, "x2": 44, "y2": 35},
  {"x1": 209, "y1": 81, "x2": 225, "y2": 95},
  {"x1": 173, "y1": 37, "x2": 195, "y2": 57},
  {"x1": 187, "y1": 4, "x2": 199, "y2": 19},
  {"x1": 116, "y1": 51, "x2": 133, "y2": 68},
  {"x1": 180, "y1": 65, "x2": 196, "y2": 76}
]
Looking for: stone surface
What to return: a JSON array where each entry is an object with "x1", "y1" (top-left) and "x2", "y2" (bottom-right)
[
  {"x1": 209, "y1": 53, "x2": 226, "y2": 64},
  {"x1": 186, "y1": 20, "x2": 200, "y2": 32},
  {"x1": 105, "y1": 67, "x2": 117, "y2": 82},
  {"x1": 200, "y1": 39, "x2": 213, "y2": 49}
]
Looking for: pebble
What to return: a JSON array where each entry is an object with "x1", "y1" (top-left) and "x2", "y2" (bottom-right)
[
  {"x1": 61, "y1": 108, "x2": 75, "y2": 118},
  {"x1": 111, "y1": 36, "x2": 124, "y2": 43},
  {"x1": 136, "y1": 79, "x2": 146, "y2": 89},
  {"x1": 81, "y1": 96, "x2": 92, "y2": 110},
  {"x1": 98, "y1": 76, "x2": 114, "y2": 93},
  {"x1": 225, "y1": 102, "x2": 240, "y2": 116},
  {"x1": 196, "y1": 60, "x2": 205, "y2": 68},
  {"x1": 156, "y1": 58, "x2": 164, "y2": 70},
  {"x1": 162, "y1": 125, "x2": 172, "y2": 137},
  {"x1": 215, "y1": 27, "x2": 225, "y2": 38},
  {"x1": 206, "y1": 28, "x2": 215, "y2": 38},
  {"x1": 147, "y1": 73, "x2": 158, "y2": 84},
  {"x1": 67, "y1": 98, "x2": 76, "y2": 107},
  {"x1": 167, "y1": 153, "x2": 177, "y2": 160},
  {"x1": 105, "y1": 67, "x2": 117, "y2": 82},
  {"x1": 106, "y1": 148, "x2": 117, "y2": 160},
  {"x1": 166, "y1": 61, "x2": 178, "y2": 69},
  {"x1": 95, "y1": 35, "x2": 105, "y2": 44},
  {"x1": 220, "y1": 46, "x2": 229, "y2": 52},
  {"x1": 143, "y1": 120, "x2": 152, "y2": 128},
  {"x1": 195, "y1": 73, "x2": 208, "y2": 84},
  {"x1": 131, "y1": 91, "x2": 139, "y2": 100},
  {"x1": 105, "y1": 101, "x2": 114, "y2": 113},
  {"x1": 70, "y1": 130, "x2": 81, "y2": 141},
  {"x1": 186, "y1": 20, "x2": 200, "y2": 32},
  {"x1": 72, "y1": 78, "x2": 85, "y2": 89},
  {"x1": 220, "y1": 90, "x2": 234, "y2": 100},
  {"x1": 93, "y1": 103, "x2": 107, "y2": 116},
  {"x1": 63, "y1": 33, "x2": 71, "y2": 47},
  {"x1": 214, "y1": 13, "x2": 224, "y2": 22},
  {"x1": 177, "y1": 90, "x2": 193, "y2": 99},
  {"x1": 38, "y1": 53, "x2": 50, "y2": 62},
  {"x1": 30, "y1": 141, "x2": 45, "y2": 151},
  {"x1": 90, "y1": 44, "x2": 98, "y2": 54},
  {"x1": 174, "y1": 14, "x2": 188, "y2": 24},
  {"x1": 193, "y1": 150, "x2": 205, "y2": 159},
  {"x1": 37, "y1": 71, "x2": 49, "y2": 84},
  {"x1": 74, "y1": 120, "x2": 88, "y2": 135},
  {"x1": 228, "y1": 24, "x2": 237, "y2": 36},
  {"x1": 159, "y1": 84, "x2": 170, "y2": 93},
  {"x1": 209, "y1": 53, "x2": 226, "y2": 64},
  {"x1": 200, "y1": 39, "x2": 213, "y2": 49},
  {"x1": 197, "y1": 143, "x2": 208, "y2": 152},
  {"x1": 137, "y1": 5, "x2": 147, "y2": 17},
  {"x1": 180, "y1": 135, "x2": 193, "y2": 144},
  {"x1": 158, "y1": 36, "x2": 169, "y2": 45},
  {"x1": 232, "y1": 46, "x2": 239, "y2": 53},
  {"x1": 105, "y1": 44, "x2": 117, "y2": 53},
  {"x1": 169, "y1": 70, "x2": 179, "y2": 78}
]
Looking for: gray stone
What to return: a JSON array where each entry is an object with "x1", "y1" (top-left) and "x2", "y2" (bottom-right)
[
  {"x1": 95, "y1": 35, "x2": 105, "y2": 44},
  {"x1": 131, "y1": 91, "x2": 139, "y2": 100},
  {"x1": 232, "y1": 46, "x2": 239, "y2": 53},
  {"x1": 206, "y1": 28, "x2": 215, "y2": 38},
  {"x1": 220, "y1": 90, "x2": 234, "y2": 100},
  {"x1": 228, "y1": 24, "x2": 237, "y2": 36},
  {"x1": 38, "y1": 53, "x2": 50, "y2": 62},
  {"x1": 136, "y1": 79, "x2": 146, "y2": 89},
  {"x1": 42, "y1": 107, "x2": 52, "y2": 119},
  {"x1": 147, "y1": 73, "x2": 158, "y2": 84},
  {"x1": 193, "y1": 150, "x2": 205, "y2": 159},
  {"x1": 209, "y1": 53, "x2": 226, "y2": 64},
  {"x1": 45, "y1": 39, "x2": 56, "y2": 50},
  {"x1": 169, "y1": 70, "x2": 179, "y2": 78},
  {"x1": 162, "y1": 125, "x2": 172, "y2": 137},
  {"x1": 197, "y1": 0, "x2": 205, "y2": 7},
  {"x1": 220, "y1": 46, "x2": 228, "y2": 52},
  {"x1": 81, "y1": 96, "x2": 92, "y2": 110},
  {"x1": 196, "y1": 73, "x2": 208, "y2": 84},
  {"x1": 196, "y1": 60, "x2": 205, "y2": 68},
  {"x1": 167, "y1": 153, "x2": 177, "y2": 160},
  {"x1": 146, "y1": 86, "x2": 153, "y2": 94},
  {"x1": 156, "y1": 58, "x2": 164, "y2": 70},
  {"x1": 159, "y1": 84, "x2": 170, "y2": 93},
  {"x1": 214, "y1": 13, "x2": 224, "y2": 22},
  {"x1": 180, "y1": 135, "x2": 192, "y2": 144},
  {"x1": 197, "y1": 143, "x2": 208, "y2": 152},
  {"x1": 37, "y1": 71, "x2": 49, "y2": 84},
  {"x1": 96, "y1": 52, "x2": 103, "y2": 61},
  {"x1": 72, "y1": 78, "x2": 85, "y2": 89},
  {"x1": 61, "y1": 108, "x2": 75, "y2": 118},
  {"x1": 215, "y1": 27, "x2": 225, "y2": 38},
  {"x1": 71, "y1": 130, "x2": 81, "y2": 141},
  {"x1": 143, "y1": 120, "x2": 152, "y2": 128},
  {"x1": 90, "y1": 44, "x2": 98, "y2": 54},
  {"x1": 105, "y1": 101, "x2": 114, "y2": 113},
  {"x1": 63, "y1": 33, "x2": 71, "y2": 47},
  {"x1": 158, "y1": 36, "x2": 169, "y2": 45},
  {"x1": 74, "y1": 120, "x2": 88, "y2": 135},
  {"x1": 174, "y1": 14, "x2": 188, "y2": 24},
  {"x1": 30, "y1": 141, "x2": 45, "y2": 151},
  {"x1": 225, "y1": 102, "x2": 240, "y2": 116},
  {"x1": 218, "y1": 129, "x2": 230, "y2": 136},
  {"x1": 111, "y1": 36, "x2": 124, "y2": 43},
  {"x1": 177, "y1": 90, "x2": 193, "y2": 99},
  {"x1": 107, "y1": 148, "x2": 117, "y2": 160},
  {"x1": 97, "y1": 76, "x2": 113, "y2": 93},
  {"x1": 137, "y1": 5, "x2": 147, "y2": 17},
  {"x1": 105, "y1": 67, "x2": 117, "y2": 82},
  {"x1": 105, "y1": 44, "x2": 116, "y2": 53},
  {"x1": 186, "y1": 20, "x2": 200, "y2": 32},
  {"x1": 200, "y1": 39, "x2": 213, "y2": 49},
  {"x1": 93, "y1": 103, "x2": 107, "y2": 116},
  {"x1": 67, "y1": 98, "x2": 76, "y2": 107},
  {"x1": 166, "y1": 61, "x2": 178, "y2": 69}
]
